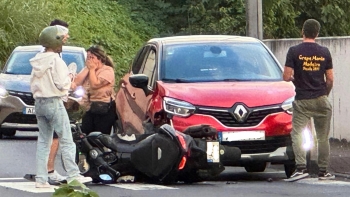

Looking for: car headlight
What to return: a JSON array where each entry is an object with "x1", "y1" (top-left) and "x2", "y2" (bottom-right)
[
  {"x1": 0, "y1": 85, "x2": 9, "y2": 98},
  {"x1": 281, "y1": 96, "x2": 294, "y2": 114},
  {"x1": 163, "y1": 97, "x2": 195, "y2": 117}
]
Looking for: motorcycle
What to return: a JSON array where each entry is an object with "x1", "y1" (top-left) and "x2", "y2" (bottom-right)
[
  {"x1": 71, "y1": 119, "x2": 241, "y2": 184},
  {"x1": 25, "y1": 88, "x2": 241, "y2": 185}
]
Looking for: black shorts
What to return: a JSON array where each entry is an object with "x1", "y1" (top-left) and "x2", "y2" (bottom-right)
[{"x1": 53, "y1": 131, "x2": 58, "y2": 139}]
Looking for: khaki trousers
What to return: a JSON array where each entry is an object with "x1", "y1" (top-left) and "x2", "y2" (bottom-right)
[{"x1": 291, "y1": 95, "x2": 332, "y2": 169}]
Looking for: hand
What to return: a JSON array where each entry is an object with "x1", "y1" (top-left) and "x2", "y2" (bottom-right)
[
  {"x1": 86, "y1": 59, "x2": 98, "y2": 71},
  {"x1": 70, "y1": 81, "x2": 77, "y2": 90}
]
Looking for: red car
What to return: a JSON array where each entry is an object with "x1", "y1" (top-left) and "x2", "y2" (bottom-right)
[{"x1": 115, "y1": 35, "x2": 296, "y2": 177}]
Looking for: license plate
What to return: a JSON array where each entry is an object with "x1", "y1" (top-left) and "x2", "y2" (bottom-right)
[
  {"x1": 23, "y1": 107, "x2": 35, "y2": 114},
  {"x1": 207, "y1": 141, "x2": 220, "y2": 163},
  {"x1": 220, "y1": 131, "x2": 265, "y2": 142}
]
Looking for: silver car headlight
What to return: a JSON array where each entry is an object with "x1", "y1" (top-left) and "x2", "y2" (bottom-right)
[
  {"x1": 0, "y1": 85, "x2": 9, "y2": 98},
  {"x1": 281, "y1": 96, "x2": 294, "y2": 114},
  {"x1": 163, "y1": 97, "x2": 195, "y2": 117}
]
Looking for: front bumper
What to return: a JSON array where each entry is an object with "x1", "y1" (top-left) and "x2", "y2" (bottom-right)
[
  {"x1": 0, "y1": 95, "x2": 37, "y2": 130},
  {"x1": 240, "y1": 146, "x2": 290, "y2": 164}
]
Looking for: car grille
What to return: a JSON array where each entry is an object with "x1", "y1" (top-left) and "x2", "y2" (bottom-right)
[
  {"x1": 221, "y1": 135, "x2": 292, "y2": 154},
  {"x1": 8, "y1": 90, "x2": 35, "y2": 105},
  {"x1": 3, "y1": 112, "x2": 37, "y2": 124},
  {"x1": 196, "y1": 105, "x2": 284, "y2": 127}
]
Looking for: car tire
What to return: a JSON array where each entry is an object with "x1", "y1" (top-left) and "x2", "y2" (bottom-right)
[
  {"x1": 244, "y1": 162, "x2": 267, "y2": 172},
  {"x1": 1, "y1": 129, "x2": 16, "y2": 137},
  {"x1": 115, "y1": 111, "x2": 124, "y2": 134}
]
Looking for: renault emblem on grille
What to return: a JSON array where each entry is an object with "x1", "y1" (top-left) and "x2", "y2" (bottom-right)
[{"x1": 233, "y1": 105, "x2": 248, "y2": 122}]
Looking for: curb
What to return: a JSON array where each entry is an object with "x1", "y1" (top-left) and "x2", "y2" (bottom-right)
[{"x1": 334, "y1": 172, "x2": 350, "y2": 179}]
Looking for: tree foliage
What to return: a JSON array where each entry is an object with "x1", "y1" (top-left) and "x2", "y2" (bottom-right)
[
  {"x1": 0, "y1": 0, "x2": 158, "y2": 80},
  {"x1": 1, "y1": 0, "x2": 350, "y2": 81}
]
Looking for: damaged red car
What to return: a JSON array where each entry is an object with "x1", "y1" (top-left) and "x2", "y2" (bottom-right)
[{"x1": 115, "y1": 35, "x2": 296, "y2": 177}]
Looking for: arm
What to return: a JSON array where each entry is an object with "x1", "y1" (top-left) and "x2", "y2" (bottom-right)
[
  {"x1": 52, "y1": 58, "x2": 71, "y2": 91},
  {"x1": 88, "y1": 69, "x2": 110, "y2": 89},
  {"x1": 73, "y1": 67, "x2": 89, "y2": 86},
  {"x1": 325, "y1": 69, "x2": 334, "y2": 96},
  {"x1": 283, "y1": 66, "x2": 294, "y2": 82}
]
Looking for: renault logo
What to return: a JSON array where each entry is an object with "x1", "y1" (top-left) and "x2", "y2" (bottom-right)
[{"x1": 233, "y1": 105, "x2": 248, "y2": 122}]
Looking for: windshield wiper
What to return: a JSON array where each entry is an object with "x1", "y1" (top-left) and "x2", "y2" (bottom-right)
[
  {"x1": 162, "y1": 78, "x2": 193, "y2": 83},
  {"x1": 223, "y1": 78, "x2": 253, "y2": 81}
]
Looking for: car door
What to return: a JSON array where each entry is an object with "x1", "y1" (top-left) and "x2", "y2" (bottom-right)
[{"x1": 116, "y1": 44, "x2": 157, "y2": 135}]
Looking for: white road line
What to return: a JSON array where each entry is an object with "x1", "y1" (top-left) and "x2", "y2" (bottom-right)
[
  {"x1": 297, "y1": 178, "x2": 350, "y2": 186},
  {"x1": 0, "y1": 182, "x2": 58, "y2": 193},
  {"x1": 0, "y1": 181, "x2": 177, "y2": 194},
  {"x1": 107, "y1": 183, "x2": 178, "y2": 190},
  {"x1": 0, "y1": 178, "x2": 25, "y2": 181}
]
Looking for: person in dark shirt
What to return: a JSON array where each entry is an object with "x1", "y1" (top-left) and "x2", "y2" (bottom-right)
[{"x1": 283, "y1": 19, "x2": 334, "y2": 182}]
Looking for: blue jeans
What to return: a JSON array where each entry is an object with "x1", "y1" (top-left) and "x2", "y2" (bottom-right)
[{"x1": 35, "y1": 97, "x2": 80, "y2": 183}]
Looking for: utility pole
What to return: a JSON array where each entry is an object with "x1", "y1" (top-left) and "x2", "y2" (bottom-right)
[{"x1": 245, "y1": 0, "x2": 263, "y2": 40}]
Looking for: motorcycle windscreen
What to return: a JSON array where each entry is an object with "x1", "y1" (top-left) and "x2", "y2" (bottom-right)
[{"x1": 130, "y1": 134, "x2": 180, "y2": 178}]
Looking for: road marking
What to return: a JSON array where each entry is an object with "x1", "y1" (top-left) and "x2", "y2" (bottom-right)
[
  {"x1": 107, "y1": 183, "x2": 178, "y2": 190},
  {"x1": 0, "y1": 182, "x2": 58, "y2": 193},
  {"x1": 0, "y1": 181, "x2": 177, "y2": 194},
  {"x1": 0, "y1": 178, "x2": 25, "y2": 181},
  {"x1": 297, "y1": 178, "x2": 350, "y2": 186}
]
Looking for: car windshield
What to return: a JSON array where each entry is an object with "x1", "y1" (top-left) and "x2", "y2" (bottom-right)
[
  {"x1": 4, "y1": 51, "x2": 85, "y2": 75},
  {"x1": 161, "y1": 42, "x2": 282, "y2": 82}
]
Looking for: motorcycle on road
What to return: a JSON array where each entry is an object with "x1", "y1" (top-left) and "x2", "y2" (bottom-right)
[{"x1": 72, "y1": 120, "x2": 241, "y2": 184}]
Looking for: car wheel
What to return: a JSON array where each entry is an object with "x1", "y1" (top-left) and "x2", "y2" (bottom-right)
[
  {"x1": 114, "y1": 111, "x2": 124, "y2": 134},
  {"x1": 284, "y1": 162, "x2": 296, "y2": 178},
  {"x1": 1, "y1": 129, "x2": 16, "y2": 137},
  {"x1": 244, "y1": 162, "x2": 267, "y2": 172}
]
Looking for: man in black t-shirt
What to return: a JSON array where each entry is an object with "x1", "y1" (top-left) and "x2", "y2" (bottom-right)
[{"x1": 283, "y1": 19, "x2": 334, "y2": 182}]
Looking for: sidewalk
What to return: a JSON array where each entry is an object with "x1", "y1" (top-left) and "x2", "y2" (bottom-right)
[{"x1": 329, "y1": 138, "x2": 350, "y2": 177}]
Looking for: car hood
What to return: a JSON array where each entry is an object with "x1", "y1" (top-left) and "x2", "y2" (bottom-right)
[
  {"x1": 158, "y1": 81, "x2": 295, "y2": 108},
  {"x1": 0, "y1": 73, "x2": 31, "y2": 93}
]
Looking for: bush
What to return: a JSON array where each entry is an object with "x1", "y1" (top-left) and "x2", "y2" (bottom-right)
[{"x1": 0, "y1": 0, "x2": 159, "y2": 81}]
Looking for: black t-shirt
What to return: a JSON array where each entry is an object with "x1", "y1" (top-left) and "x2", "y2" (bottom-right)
[{"x1": 285, "y1": 42, "x2": 333, "y2": 100}]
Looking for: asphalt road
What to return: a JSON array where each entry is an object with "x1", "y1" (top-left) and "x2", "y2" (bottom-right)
[{"x1": 1, "y1": 131, "x2": 350, "y2": 197}]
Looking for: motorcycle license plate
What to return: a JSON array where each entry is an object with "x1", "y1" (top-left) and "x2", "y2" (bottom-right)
[{"x1": 207, "y1": 141, "x2": 220, "y2": 163}]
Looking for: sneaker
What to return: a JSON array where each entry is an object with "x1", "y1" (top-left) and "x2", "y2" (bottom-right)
[
  {"x1": 284, "y1": 168, "x2": 309, "y2": 182},
  {"x1": 318, "y1": 171, "x2": 335, "y2": 180},
  {"x1": 35, "y1": 182, "x2": 51, "y2": 188},
  {"x1": 48, "y1": 170, "x2": 67, "y2": 182},
  {"x1": 67, "y1": 175, "x2": 92, "y2": 184}
]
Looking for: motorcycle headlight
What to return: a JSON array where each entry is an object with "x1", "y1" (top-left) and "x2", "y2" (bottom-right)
[
  {"x1": 73, "y1": 86, "x2": 85, "y2": 98},
  {"x1": 163, "y1": 97, "x2": 195, "y2": 117},
  {"x1": 281, "y1": 96, "x2": 294, "y2": 114},
  {"x1": 0, "y1": 85, "x2": 9, "y2": 98}
]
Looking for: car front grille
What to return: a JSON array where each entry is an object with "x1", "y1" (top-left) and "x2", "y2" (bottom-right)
[
  {"x1": 8, "y1": 90, "x2": 35, "y2": 105},
  {"x1": 196, "y1": 105, "x2": 284, "y2": 127},
  {"x1": 3, "y1": 112, "x2": 37, "y2": 124},
  {"x1": 221, "y1": 135, "x2": 292, "y2": 154}
]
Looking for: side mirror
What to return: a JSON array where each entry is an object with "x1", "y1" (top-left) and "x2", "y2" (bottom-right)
[{"x1": 129, "y1": 74, "x2": 151, "y2": 96}]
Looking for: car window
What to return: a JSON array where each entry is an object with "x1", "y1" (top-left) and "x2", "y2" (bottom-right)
[
  {"x1": 4, "y1": 51, "x2": 85, "y2": 75},
  {"x1": 142, "y1": 49, "x2": 156, "y2": 87},
  {"x1": 161, "y1": 43, "x2": 282, "y2": 82},
  {"x1": 131, "y1": 46, "x2": 150, "y2": 74}
]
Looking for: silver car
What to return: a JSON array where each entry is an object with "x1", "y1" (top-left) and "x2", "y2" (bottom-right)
[{"x1": 0, "y1": 45, "x2": 86, "y2": 138}]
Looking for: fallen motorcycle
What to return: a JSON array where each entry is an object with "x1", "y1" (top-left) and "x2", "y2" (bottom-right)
[
  {"x1": 71, "y1": 121, "x2": 241, "y2": 184},
  {"x1": 24, "y1": 87, "x2": 241, "y2": 185}
]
